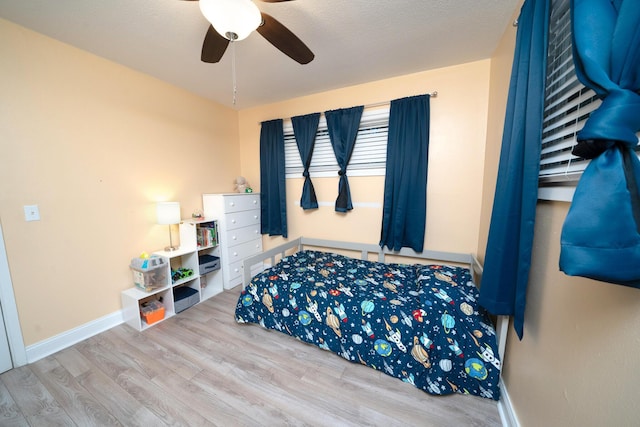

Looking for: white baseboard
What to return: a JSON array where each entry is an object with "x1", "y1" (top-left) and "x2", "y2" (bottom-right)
[
  {"x1": 498, "y1": 378, "x2": 520, "y2": 427},
  {"x1": 26, "y1": 310, "x2": 123, "y2": 363}
]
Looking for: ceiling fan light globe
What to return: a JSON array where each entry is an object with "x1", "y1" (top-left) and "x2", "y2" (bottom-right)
[{"x1": 199, "y1": 0, "x2": 262, "y2": 41}]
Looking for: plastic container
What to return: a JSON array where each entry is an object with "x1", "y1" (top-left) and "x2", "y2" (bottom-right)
[
  {"x1": 140, "y1": 300, "x2": 165, "y2": 325},
  {"x1": 130, "y1": 256, "x2": 167, "y2": 292}
]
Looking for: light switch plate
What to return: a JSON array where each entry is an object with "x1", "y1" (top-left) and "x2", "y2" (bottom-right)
[{"x1": 24, "y1": 205, "x2": 40, "y2": 221}]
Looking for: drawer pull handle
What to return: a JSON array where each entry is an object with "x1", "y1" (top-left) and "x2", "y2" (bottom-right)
[
  {"x1": 253, "y1": 200, "x2": 257, "y2": 204},
  {"x1": 231, "y1": 219, "x2": 236, "y2": 224},
  {"x1": 253, "y1": 215, "x2": 258, "y2": 219},
  {"x1": 232, "y1": 236, "x2": 237, "y2": 240},
  {"x1": 233, "y1": 252, "x2": 238, "y2": 256},
  {"x1": 234, "y1": 268, "x2": 239, "y2": 273},
  {"x1": 230, "y1": 202, "x2": 235, "y2": 207}
]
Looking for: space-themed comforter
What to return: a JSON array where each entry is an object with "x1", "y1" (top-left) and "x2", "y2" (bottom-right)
[{"x1": 234, "y1": 250, "x2": 501, "y2": 400}]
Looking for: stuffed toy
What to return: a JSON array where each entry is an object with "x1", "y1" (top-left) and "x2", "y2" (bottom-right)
[{"x1": 234, "y1": 176, "x2": 253, "y2": 193}]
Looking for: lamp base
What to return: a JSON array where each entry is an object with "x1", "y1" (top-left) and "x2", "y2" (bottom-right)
[{"x1": 163, "y1": 224, "x2": 179, "y2": 252}]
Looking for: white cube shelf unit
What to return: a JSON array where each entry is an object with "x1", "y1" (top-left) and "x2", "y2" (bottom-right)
[{"x1": 121, "y1": 218, "x2": 223, "y2": 331}]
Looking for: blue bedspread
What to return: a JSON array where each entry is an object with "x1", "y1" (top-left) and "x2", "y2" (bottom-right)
[{"x1": 234, "y1": 250, "x2": 501, "y2": 400}]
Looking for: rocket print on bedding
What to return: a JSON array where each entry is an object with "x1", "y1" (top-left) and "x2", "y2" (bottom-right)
[{"x1": 234, "y1": 250, "x2": 501, "y2": 400}]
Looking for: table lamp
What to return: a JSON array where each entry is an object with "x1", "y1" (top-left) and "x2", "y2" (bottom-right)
[{"x1": 156, "y1": 202, "x2": 180, "y2": 251}]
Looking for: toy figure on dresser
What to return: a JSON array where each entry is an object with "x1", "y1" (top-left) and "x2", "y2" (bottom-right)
[{"x1": 234, "y1": 176, "x2": 253, "y2": 193}]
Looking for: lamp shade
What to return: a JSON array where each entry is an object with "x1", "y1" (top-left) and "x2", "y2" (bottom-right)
[
  {"x1": 199, "y1": 0, "x2": 261, "y2": 41},
  {"x1": 156, "y1": 202, "x2": 181, "y2": 225}
]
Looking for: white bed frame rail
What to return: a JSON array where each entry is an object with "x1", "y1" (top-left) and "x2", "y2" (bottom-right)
[
  {"x1": 242, "y1": 237, "x2": 509, "y2": 364},
  {"x1": 242, "y1": 237, "x2": 482, "y2": 285}
]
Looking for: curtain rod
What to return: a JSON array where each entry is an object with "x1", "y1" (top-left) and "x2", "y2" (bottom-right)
[
  {"x1": 363, "y1": 91, "x2": 438, "y2": 110},
  {"x1": 260, "y1": 91, "x2": 438, "y2": 124}
]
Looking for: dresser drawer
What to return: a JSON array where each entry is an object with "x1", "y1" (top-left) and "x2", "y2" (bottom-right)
[
  {"x1": 227, "y1": 225, "x2": 261, "y2": 247},
  {"x1": 223, "y1": 194, "x2": 260, "y2": 213},
  {"x1": 225, "y1": 239, "x2": 263, "y2": 263},
  {"x1": 225, "y1": 210, "x2": 260, "y2": 231},
  {"x1": 228, "y1": 258, "x2": 265, "y2": 283},
  {"x1": 227, "y1": 259, "x2": 243, "y2": 282}
]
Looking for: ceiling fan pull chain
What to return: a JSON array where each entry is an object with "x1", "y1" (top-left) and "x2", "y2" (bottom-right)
[{"x1": 231, "y1": 40, "x2": 237, "y2": 105}]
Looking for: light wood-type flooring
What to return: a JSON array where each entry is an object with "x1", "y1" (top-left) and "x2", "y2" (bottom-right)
[{"x1": 0, "y1": 289, "x2": 502, "y2": 426}]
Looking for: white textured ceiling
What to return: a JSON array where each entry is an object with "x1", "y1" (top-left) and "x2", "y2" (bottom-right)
[{"x1": 0, "y1": 0, "x2": 520, "y2": 109}]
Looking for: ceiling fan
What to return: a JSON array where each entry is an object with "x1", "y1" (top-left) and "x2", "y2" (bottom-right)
[{"x1": 183, "y1": 0, "x2": 314, "y2": 65}]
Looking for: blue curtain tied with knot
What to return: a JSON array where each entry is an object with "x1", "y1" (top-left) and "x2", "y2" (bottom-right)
[
  {"x1": 259, "y1": 119, "x2": 288, "y2": 237},
  {"x1": 325, "y1": 106, "x2": 364, "y2": 212},
  {"x1": 478, "y1": 0, "x2": 549, "y2": 339},
  {"x1": 560, "y1": 0, "x2": 640, "y2": 287},
  {"x1": 292, "y1": 113, "x2": 321, "y2": 210},
  {"x1": 380, "y1": 94, "x2": 431, "y2": 252}
]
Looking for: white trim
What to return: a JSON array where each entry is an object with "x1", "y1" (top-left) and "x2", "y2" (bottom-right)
[
  {"x1": 498, "y1": 378, "x2": 521, "y2": 427},
  {"x1": 25, "y1": 310, "x2": 123, "y2": 363},
  {"x1": 538, "y1": 186, "x2": 575, "y2": 202},
  {"x1": 0, "y1": 223, "x2": 27, "y2": 367}
]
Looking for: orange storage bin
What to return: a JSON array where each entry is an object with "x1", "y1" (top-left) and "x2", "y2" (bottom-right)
[{"x1": 140, "y1": 300, "x2": 165, "y2": 325}]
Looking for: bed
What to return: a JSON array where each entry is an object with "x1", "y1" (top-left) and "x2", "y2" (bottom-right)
[{"x1": 234, "y1": 237, "x2": 506, "y2": 401}]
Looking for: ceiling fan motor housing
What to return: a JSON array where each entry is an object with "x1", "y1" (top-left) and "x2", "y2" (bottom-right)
[{"x1": 199, "y1": 0, "x2": 261, "y2": 41}]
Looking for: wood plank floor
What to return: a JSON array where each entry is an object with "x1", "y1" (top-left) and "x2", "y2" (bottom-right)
[{"x1": 0, "y1": 289, "x2": 502, "y2": 426}]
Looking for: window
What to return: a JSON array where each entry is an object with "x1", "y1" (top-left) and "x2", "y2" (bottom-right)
[
  {"x1": 540, "y1": 0, "x2": 597, "y2": 186},
  {"x1": 284, "y1": 106, "x2": 390, "y2": 178},
  {"x1": 539, "y1": 0, "x2": 639, "y2": 200}
]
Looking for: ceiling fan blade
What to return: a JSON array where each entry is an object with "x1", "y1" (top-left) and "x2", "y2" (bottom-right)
[
  {"x1": 257, "y1": 12, "x2": 314, "y2": 64},
  {"x1": 201, "y1": 25, "x2": 230, "y2": 63}
]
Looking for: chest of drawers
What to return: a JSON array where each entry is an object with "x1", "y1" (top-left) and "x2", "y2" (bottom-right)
[{"x1": 203, "y1": 193, "x2": 262, "y2": 289}]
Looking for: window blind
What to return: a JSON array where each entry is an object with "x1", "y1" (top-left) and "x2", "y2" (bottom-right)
[
  {"x1": 284, "y1": 107, "x2": 390, "y2": 178},
  {"x1": 540, "y1": 0, "x2": 639, "y2": 185}
]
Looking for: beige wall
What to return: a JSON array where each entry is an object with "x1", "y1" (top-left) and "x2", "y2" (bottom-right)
[
  {"x1": 0, "y1": 19, "x2": 240, "y2": 346},
  {"x1": 511, "y1": 203, "x2": 639, "y2": 427},
  {"x1": 481, "y1": 4, "x2": 640, "y2": 426},
  {"x1": 477, "y1": 10, "x2": 519, "y2": 265},
  {"x1": 238, "y1": 60, "x2": 492, "y2": 255}
]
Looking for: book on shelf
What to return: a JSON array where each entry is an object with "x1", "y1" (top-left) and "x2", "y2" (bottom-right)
[{"x1": 196, "y1": 222, "x2": 218, "y2": 248}]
